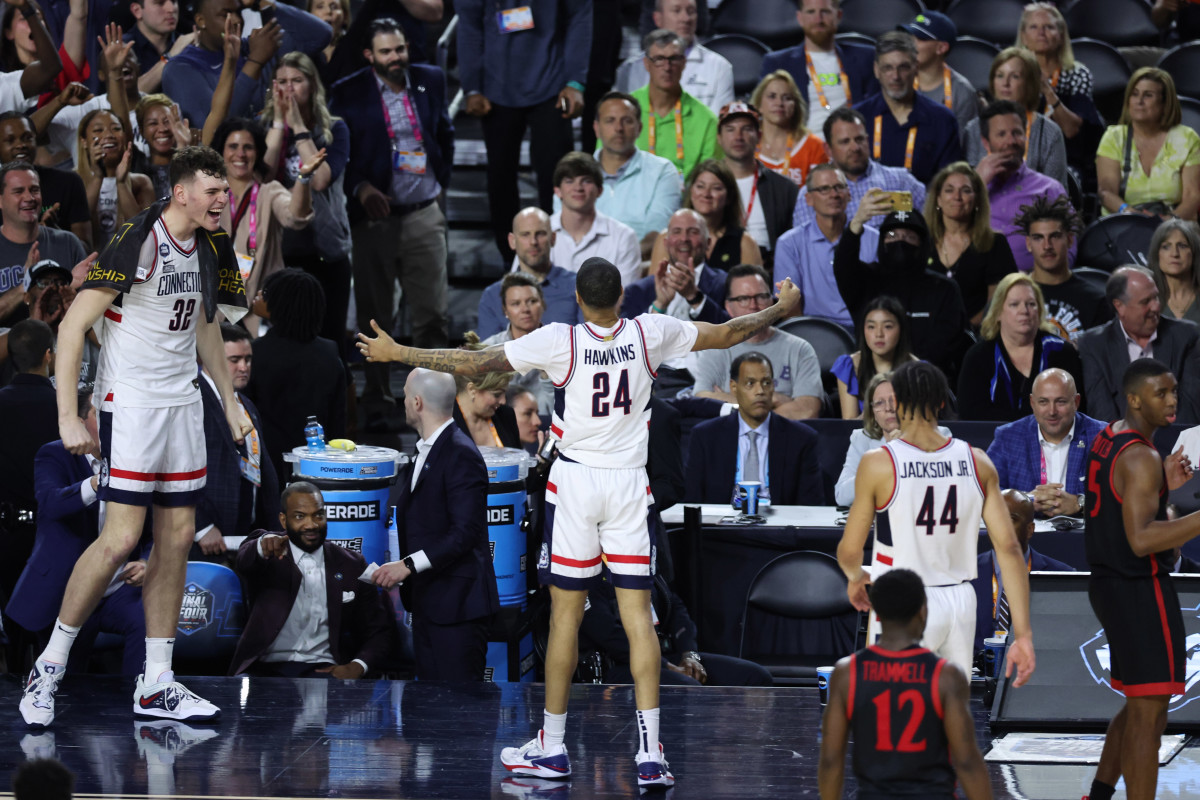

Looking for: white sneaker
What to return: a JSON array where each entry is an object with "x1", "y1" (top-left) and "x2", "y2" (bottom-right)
[
  {"x1": 501, "y1": 730, "x2": 572, "y2": 779},
  {"x1": 134, "y1": 720, "x2": 220, "y2": 765},
  {"x1": 636, "y1": 743, "x2": 675, "y2": 788},
  {"x1": 132, "y1": 674, "x2": 220, "y2": 722},
  {"x1": 19, "y1": 661, "x2": 65, "y2": 728}
]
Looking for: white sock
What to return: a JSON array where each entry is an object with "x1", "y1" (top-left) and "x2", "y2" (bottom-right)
[
  {"x1": 636, "y1": 708, "x2": 660, "y2": 757},
  {"x1": 542, "y1": 710, "x2": 567, "y2": 750},
  {"x1": 41, "y1": 619, "x2": 81, "y2": 666},
  {"x1": 145, "y1": 638, "x2": 175, "y2": 683}
]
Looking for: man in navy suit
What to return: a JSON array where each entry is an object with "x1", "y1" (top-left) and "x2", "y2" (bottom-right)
[
  {"x1": 971, "y1": 490, "x2": 1073, "y2": 652},
  {"x1": 372, "y1": 369, "x2": 499, "y2": 681},
  {"x1": 685, "y1": 352, "x2": 824, "y2": 505},
  {"x1": 8, "y1": 384, "x2": 148, "y2": 675},
  {"x1": 330, "y1": 17, "x2": 454, "y2": 422},
  {"x1": 759, "y1": 0, "x2": 877, "y2": 142}
]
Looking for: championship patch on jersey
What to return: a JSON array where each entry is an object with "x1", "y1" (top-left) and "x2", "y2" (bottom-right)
[
  {"x1": 538, "y1": 542, "x2": 550, "y2": 570},
  {"x1": 1081, "y1": 606, "x2": 1200, "y2": 709},
  {"x1": 98, "y1": 458, "x2": 110, "y2": 487}
]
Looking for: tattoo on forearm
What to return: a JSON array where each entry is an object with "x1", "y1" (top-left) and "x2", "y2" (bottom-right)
[
  {"x1": 399, "y1": 346, "x2": 513, "y2": 376},
  {"x1": 726, "y1": 303, "x2": 787, "y2": 344}
]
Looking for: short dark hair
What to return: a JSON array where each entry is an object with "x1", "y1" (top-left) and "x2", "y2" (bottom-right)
[
  {"x1": 76, "y1": 382, "x2": 93, "y2": 421},
  {"x1": 0, "y1": 160, "x2": 36, "y2": 192},
  {"x1": 261, "y1": 268, "x2": 325, "y2": 341},
  {"x1": 875, "y1": 31, "x2": 917, "y2": 62},
  {"x1": 499, "y1": 271, "x2": 544, "y2": 306},
  {"x1": 12, "y1": 758, "x2": 75, "y2": 800},
  {"x1": 979, "y1": 100, "x2": 1026, "y2": 138},
  {"x1": 576, "y1": 258, "x2": 622, "y2": 310},
  {"x1": 724, "y1": 264, "x2": 772, "y2": 298},
  {"x1": 210, "y1": 118, "x2": 268, "y2": 177},
  {"x1": 8, "y1": 319, "x2": 53, "y2": 373},
  {"x1": 1122, "y1": 357, "x2": 1172, "y2": 397},
  {"x1": 367, "y1": 16, "x2": 406, "y2": 46},
  {"x1": 281, "y1": 480, "x2": 322, "y2": 510},
  {"x1": 597, "y1": 90, "x2": 642, "y2": 119},
  {"x1": 0, "y1": 110, "x2": 29, "y2": 126},
  {"x1": 823, "y1": 106, "x2": 867, "y2": 145},
  {"x1": 1012, "y1": 194, "x2": 1082, "y2": 237},
  {"x1": 168, "y1": 145, "x2": 226, "y2": 190},
  {"x1": 891, "y1": 360, "x2": 949, "y2": 422},
  {"x1": 553, "y1": 151, "x2": 603, "y2": 188},
  {"x1": 870, "y1": 568, "x2": 926, "y2": 624},
  {"x1": 220, "y1": 321, "x2": 252, "y2": 344},
  {"x1": 730, "y1": 350, "x2": 773, "y2": 382}
]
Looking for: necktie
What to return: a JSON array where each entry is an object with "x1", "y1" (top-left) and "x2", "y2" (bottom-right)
[
  {"x1": 997, "y1": 589, "x2": 1011, "y2": 634},
  {"x1": 745, "y1": 431, "x2": 760, "y2": 483}
]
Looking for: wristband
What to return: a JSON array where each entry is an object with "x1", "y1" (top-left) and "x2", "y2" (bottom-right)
[
  {"x1": 566, "y1": 81, "x2": 585, "y2": 93},
  {"x1": 298, "y1": 172, "x2": 312, "y2": 184},
  {"x1": 650, "y1": 302, "x2": 665, "y2": 314},
  {"x1": 1118, "y1": 203, "x2": 1130, "y2": 213},
  {"x1": 272, "y1": 121, "x2": 286, "y2": 130},
  {"x1": 293, "y1": 131, "x2": 313, "y2": 141}
]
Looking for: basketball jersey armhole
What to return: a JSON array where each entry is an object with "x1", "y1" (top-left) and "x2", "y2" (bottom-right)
[
  {"x1": 1109, "y1": 437, "x2": 1152, "y2": 505},
  {"x1": 632, "y1": 318, "x2": 658, "y2": 380},
  {"x1": 845, "y1": 654, "x2": 857, "y2": 721},
  {"x1": 967, "y1": 445, "x2": 986, "y2": 499},
  {"x1": 876, "y1": 446, "x2": 899, "y2": 512},
  {"x1": 931, "y1": 658, "x2": 946, "y2": 720},
  {"x1": 553, "y1": 328, "x2": 577, "y2": 389}
]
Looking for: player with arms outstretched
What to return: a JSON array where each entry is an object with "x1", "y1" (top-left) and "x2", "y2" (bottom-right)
[{"x1": 358, "y1": 257, "x2": 801, "y2": 788}]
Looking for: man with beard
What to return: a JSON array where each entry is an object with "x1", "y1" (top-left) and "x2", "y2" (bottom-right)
[{"x1": 229, "y1": 482, "x2": 395, "y2": 677}]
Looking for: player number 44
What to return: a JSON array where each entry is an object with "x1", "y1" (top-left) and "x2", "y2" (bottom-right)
[{"x1": 915, "y1": 485, "x2": 959, "y2": 535}]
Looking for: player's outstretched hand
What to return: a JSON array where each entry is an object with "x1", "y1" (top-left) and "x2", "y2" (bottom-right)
[
  {"x1": 775, "y1": 278, "x2": 801, "y2": 315},
  {"x1": 1166, "y1": 446, "x2": 1194, "y2": 491},
  {"x1": 60, "y1": 415, "x2": 99, "y2": 458},
  {"x1": 1005, "y1": 633, "x2": 1036, "y2": 688},
  {"x1": 260, "y1": 533, "x2": 289, "y2": 559},
  {"x1": 846, "y1": 572, "x2": 872, "y2": 612},
  {"x1": 356, "y1": 319, "x2": 397, "y2": 363}
]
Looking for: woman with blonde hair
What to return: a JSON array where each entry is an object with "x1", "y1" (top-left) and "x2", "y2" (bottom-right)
[
  {"x1": 451, "y1": 332, "x2": 521, "y2": 449},
  {"x1": 134, "y1": 94, "x2": 192, "y2": 199},
  {"x1": 750, "y1": 70, "x2": 828, "y2": 186},
  {"x1": 956, "y1": 272, "x2": 1083, "y2": 421}
]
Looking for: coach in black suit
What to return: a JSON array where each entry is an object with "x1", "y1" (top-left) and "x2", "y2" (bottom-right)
[
  {"x1": 373, "y1": 369, "x2": 499, "y2": 681},
  {"x1": 685, "y1": 352, "x2": 824, "y2": 506},
  {"x1": 1078, "y1": 266, "x2": 1200, "y2": 424}
]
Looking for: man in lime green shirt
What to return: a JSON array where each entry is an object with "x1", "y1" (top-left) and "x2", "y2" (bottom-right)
[{"x1": 631, "y1": 29, "x2": 719, "y2": 179}]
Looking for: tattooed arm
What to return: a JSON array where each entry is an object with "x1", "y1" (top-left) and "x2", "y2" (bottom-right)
[
  {"x1": 356, "y1": 320, "x2": 514, "y2": 376},
  {"x1": 690, "y1": 278, "x2": 801, "y2": 352}
]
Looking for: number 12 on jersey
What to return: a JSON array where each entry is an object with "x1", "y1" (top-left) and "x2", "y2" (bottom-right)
[
  {"x1": 592, "y1": 369, "x2": 632, "y2": 417},
  {"x1": 916, "y1": 485, "x2": 959, "y2": 535}
]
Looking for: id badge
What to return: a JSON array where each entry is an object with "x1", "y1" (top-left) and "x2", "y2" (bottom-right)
[
  {"x1": 235, "y1": 251, "x2": 254, "y2": 282},
  {"x1": 392, "y1": 150, "x2": 427, "y2": 174},
  {"x1": 239, "y1": 422, "x2": 262, "y2": 487},
  {"x1": 496, "y1": 6, "x2": 534, "y2": 33}
]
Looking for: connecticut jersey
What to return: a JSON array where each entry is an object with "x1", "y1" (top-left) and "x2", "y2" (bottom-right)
[
  {"x1": 873, "y1": 438, "x2": 984, "y2": 586},
  {"x1": 94, "y1": 217, "x2": 204, "y2": 408},
  {"x1": 504, "y1": 315, "x2": 698, "y2": 469}
]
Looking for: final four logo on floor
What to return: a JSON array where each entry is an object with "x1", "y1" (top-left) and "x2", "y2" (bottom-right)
[
  {"x1": 178, "y1": 582, "x2": 214, "y2": 634},
  {"x1": 1080, "y1": 602, "x2": 1200, "y2": 710}
]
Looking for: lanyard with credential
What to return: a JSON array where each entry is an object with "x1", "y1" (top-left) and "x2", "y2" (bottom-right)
[
  {"x1": 805, "y1": 50, "x2": 851, "y2": 109},
  {"x1": 647, "y1": 100, "x2": 684, "y2": 165},
  {"x1": 874, "y1": 116, "x2": 917, "y2": 171},
  {"x1": 381, "y1": 91, "x2": 424, "y2": 150},
  {"x1": 229, "y1": 183, "x2": 260, "y2": 255},
  {"x1": 913, "y1": 66, "x2": 953, "y2": 109},
  {"x1": 992, "y1": 553, "x2": 1032, "y2": 616},
  {"x1": 744, "y1": 169, "x2": 760, "y2": 217}
]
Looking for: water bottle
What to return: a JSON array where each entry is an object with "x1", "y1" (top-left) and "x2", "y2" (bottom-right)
[{"x1": 304, "y1": 416, "x2": 325, "y2": 452}]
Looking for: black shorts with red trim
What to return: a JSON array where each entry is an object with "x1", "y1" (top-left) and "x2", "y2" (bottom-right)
[{"x1": 1088, "y1": 573, "x2": 1186, "y2": 697}]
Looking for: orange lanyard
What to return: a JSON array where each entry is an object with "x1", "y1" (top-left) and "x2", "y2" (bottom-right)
[
  {"x1": 805, "y1": 50, "x2": 851, "y2": 110},
  {"x1": 1049, "y1": 68, "x2": 1060, "y2": 89},
  {"x1": 488, "y1": 420, "x2": 503, "y2": 447},
  {"x1": 744, "y1": 169, "x2": 760, "y2": 217},
  {"x1": 911, "y1": 65, "x2": 953, "y2": 109},
  {"x1": 1024, "y1": 110, "x2": 1034, "y2": 163},
  {"x1": 991, "y1": 553, "x2": 1032, "y2": 619},
  {"x1": 874, "y1": 115, "x2": 918, "y2": 171},
  {"x1": 647, "y1": 100, "x2": 684, "y2": 165}
]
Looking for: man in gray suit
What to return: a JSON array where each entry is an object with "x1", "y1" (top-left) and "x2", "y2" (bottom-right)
[{"x1": 1078, "y1": 266, "x2": 1200, "y2": 424}]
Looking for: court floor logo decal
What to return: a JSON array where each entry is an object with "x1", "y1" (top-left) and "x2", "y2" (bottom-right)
[{"x1": 1080, "y1": 602, "x2": 1200, "y2": 710}]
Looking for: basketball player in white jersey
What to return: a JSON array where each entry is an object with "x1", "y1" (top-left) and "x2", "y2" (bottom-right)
[
  {"x1": 20, "y1": 147, "x2": 253, "y2": 728},
  {"x1": 358, "y1": 257, "x2": 801, "y2": 787},
  {"x1": 837, "y1": 361, "x2": 1036, "y2": 685}
]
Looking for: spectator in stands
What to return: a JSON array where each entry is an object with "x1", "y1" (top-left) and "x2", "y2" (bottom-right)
[
  {"x1": 230, "y1": 482, "x2": 395, "y2": 678},
  {"x1": 1014, "y1": 2, "x2": 1104, "y2": 189},
  {"x1": 331, "y1": 18, "x2": 452, "y2": 422},
  {"x1": 691, "y1": 264, "x2": 823, "y2": 419},
  {"x1": 163, "y1": 0, "x2": 331, "y2": 126},
  {"x1": 835, "y1": 373, "x2": 953, "y2": 506},
  {"x1": 0, "y1": 112, "x2": 91, "y2": 247},
  {"x1": 547, "y1": 152, "x2": 640, "y2": 286},
  {"x1": 832, "y1": 294, "x2": 918, "y2": 418},
  {"x1": 1, "y1": 0, "x2": 77, "y2": 107},
  {"x1": 482, "y1": 273, "x2": 554, "y2": 416},
  {"x1": 194, "y1": 323, "x2": 279, "y2": 559},
  {"x1": 476, "y1": 208, "x2": 581, "y2": 339},
  {"x1": 985, "y1": 368, "x2": 1105, "y2": 517},
  {"x1": 975, "y1": 100, "x2": 1072, "y2": 274},
  {"x1": 632, "y1": 29, "x2": 718, "y2": 179},
  {"x1": 615, "y1": 0, "x2": 733, "y2": 113},
  {"x1": 623, "y1": 208, "x2": 729, "y2": 324},
  {"x1": 74, "y1": 109, "x2": 155, "y2": 246},
  {"x1": 457, "y1": 0, "x2": 588, "y2": 263},
  {"x1": 1149, "y1": 219, "x2": 1200, "y2": 326},
  {"x1": 260, "y1": 52, "x2": 351, "y2": 352},
  {"x1": 0, "y1": 0, "x2": 61, "y2": 112},
  {"x1": 651, "y1": 159, "x2": 761, "y2": 270},
  {"x1": 925, "y1": 162, "x2": 1016, "y2": 327},
  {"x1": 792, "y1": 107, "x2": 926, "y2": 231},
  {"x1": 971, "y1": 489, "x2": 1073, "y2": 652},
  {"x1": 1015, "y1": 195, "x2": 1109, "y2": 341},
  {"x1": 774, "y1": 163, "x2": 875, "y2": 330},
  {"x1": 212, "y1": 117, "x2": 318, "y2": 334},
  {"x1": 717, "y1": 101, "x2": 799, "y2": 266},
  {"x1": 759, "y1": 0, "x2": 877, "y2": 142},
  {"x1": 836, "y1": 202, "x2": 971, "y2": 381},
  {"x1": 126, "y1": 0, "x2": 191, "y2": 93},
  {"x1": 1097, "y1": 67, "x2": 1200, "y2": 222},
  {"x1": 452, "y1": 332, "x2": 520, "y2": 449},
  {"x1": 509, "y1": 387, "x2": 544, "y2": 447},
  {"x1": 1152, "y1": 0, "x2": 1200, "y2": 39},
  {"x1": 308, "y1": 0, "x2": 349, "y2": 69},
  {"x1": 133, "y1": 95, "x2": 190, "y2": 200},
  {"x1": 957, "y1": 273, "x2": 1084, "y2": 422},
  {"x1": 1078, "y1": 265, "x2": 1200, "y2": 423},
  {"x1": 901, "y1": 11, "x2": 977, "y2": 133},
  {"x1": 853, "y1": 32, "x2": 962, "y2": 186},
  {"x1": 962, "y1": 49, "x2": 1068, "y2": 189},
  {"x1": 591, "y1": 91, "x2": 682, "y2": 257},
  {"x1": 750, "y1": 71, "x2": 828, "y2": 187},
  {"x1": 687, "y1": 351, "x2": 824, "y2": 504},
  {"x1": 246, "y1": 269, "x2": 346, "y2": 481},
  {"x1": 8, "y1": 381, "x2": 149, "y2": 677}
]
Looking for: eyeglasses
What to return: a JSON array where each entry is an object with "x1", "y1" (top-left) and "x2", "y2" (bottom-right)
[
  {"x1": 647, "y1": 55, "x2": 687, "y2": 67},
  {"x1": 871, "y1": 398, "x2": 895, "y2": 411},
  {"x1": 34, "y1": 277, "x2": 69, "y2": 290},
  {"x1": 728, "y1": 292, "x2": 772, "y2": 306},
  {"x1": 810, "y1": 183, "x2": 848, "y2": 195}
]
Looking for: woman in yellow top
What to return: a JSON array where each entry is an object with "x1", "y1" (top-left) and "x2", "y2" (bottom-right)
[
  {"x1": 1096, "y1": 67, "x2": 1200, "y2": 221},
  {"x1": 750, "y1": 70, "x2": 829, "y2": 186}
]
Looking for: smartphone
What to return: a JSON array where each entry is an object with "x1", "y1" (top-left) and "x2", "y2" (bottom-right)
[{"x1": 878, "y1": 190, "x2": 913, "y2": 212}]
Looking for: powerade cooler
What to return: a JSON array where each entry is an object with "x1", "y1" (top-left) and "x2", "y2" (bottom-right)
[{"x1": 481, "y1": 447, "x2": 536, "y2": 682}]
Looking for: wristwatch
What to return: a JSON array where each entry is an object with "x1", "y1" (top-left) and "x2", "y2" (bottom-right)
[
  {"x1": 1076, "y1": 493, "x2": 1086, "y2": 512},
  {"x1": 403, "y1": 555, "x2": 416, "y2": 573}
]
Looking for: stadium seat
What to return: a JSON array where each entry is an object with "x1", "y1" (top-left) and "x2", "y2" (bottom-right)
[
  {"x1": 1180, "y1": 97, "x2": 1200, "y2": 137},
  {"x1": 1064, "y1": 0, "x2": 1159, "y2": 48},
  {"x1": 1076, "y1": 212, "x2": 1161, "y2": 273},
  {"x1": 1073, "y1": 266, "x2": 1111, "y2": 292},
  {"x1": 1071, "y1": 38, "x2": 1133, "y2": 125},
  {"x1": 946, "y1": 0, "x2": 1028, "y2": 46},
  {"x1": 1157, "y1": 43, "x2": 1200, "y2": 104},
  {"x1": 702, "y1": 34, "x2": 771, "y2": 99},
  {"x1": 710, "y1": 0, "x2": 801, "y2": 52},
  {"x1": 777, "y1": 316, "x2": 856, "y2": 374},
  {"x1": 834, "y1": 31, "x2": 876, "y2": 50},
  {"x1": 945, "y1": 36, "x2": 1000, "y2": 92},
  {"x1": 840, "y1": 0, "x2": 926, "y2": 40}
]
